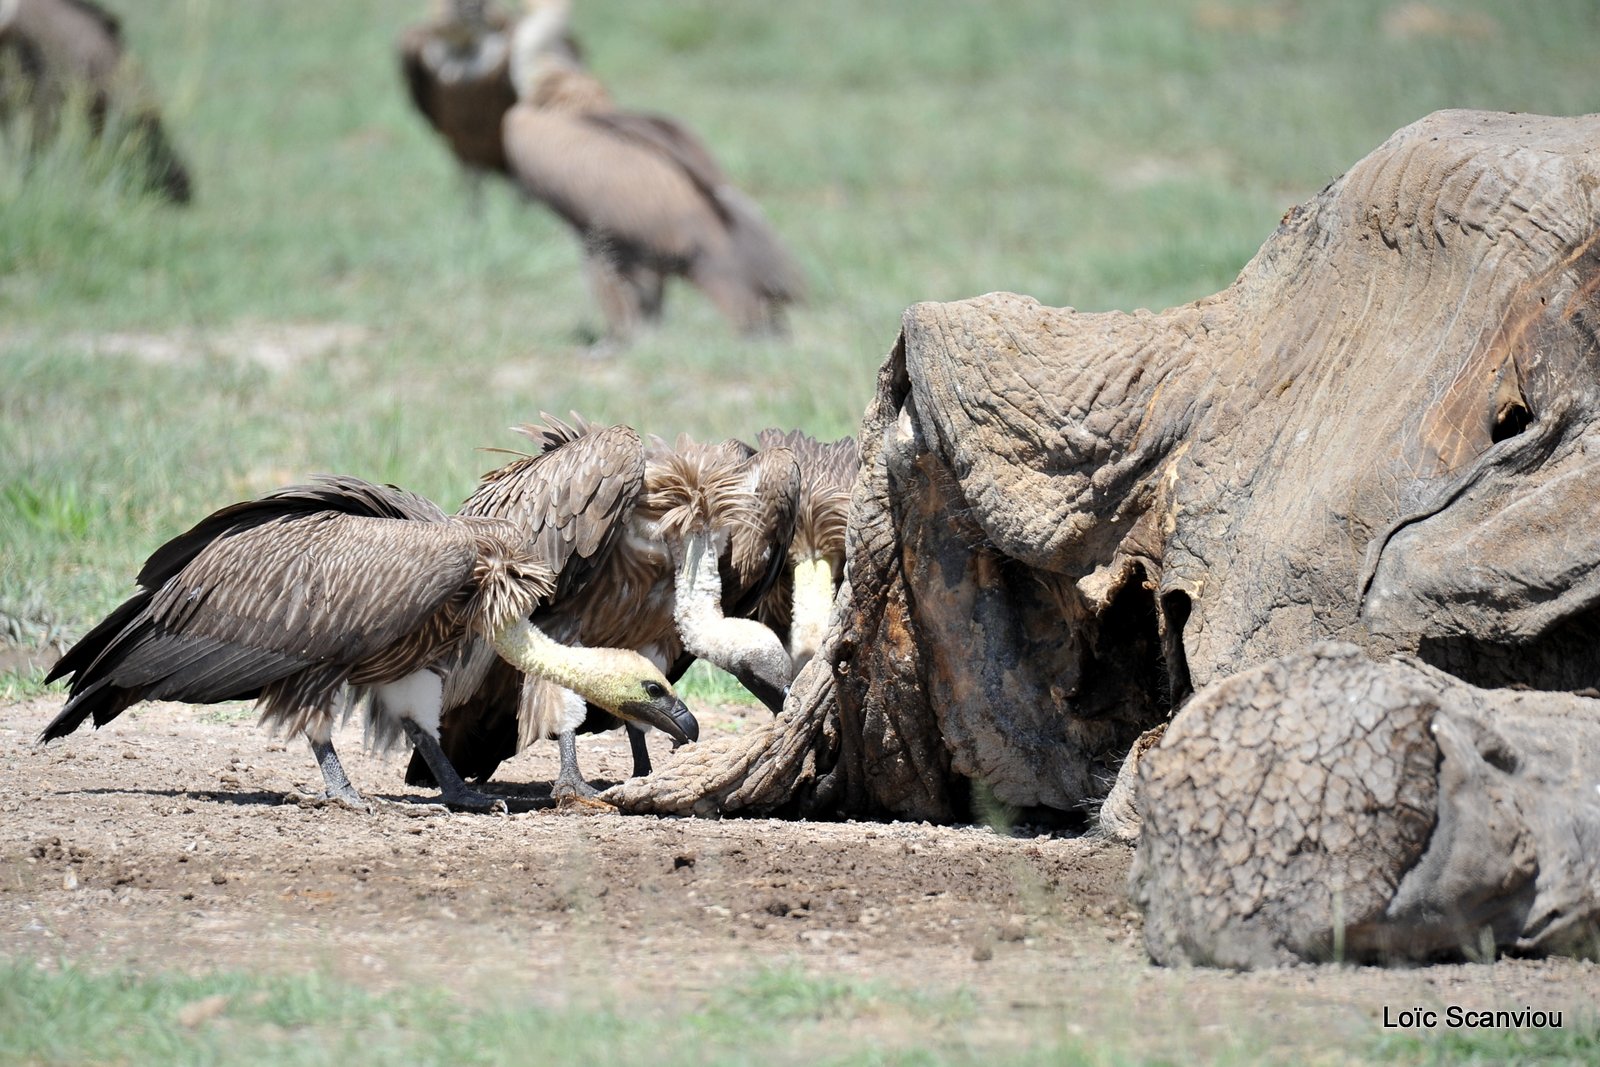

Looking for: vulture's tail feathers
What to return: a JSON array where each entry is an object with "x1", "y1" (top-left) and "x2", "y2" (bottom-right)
[
  {"x1": 511, "y1": 411, "x2": 597, "y2": 454},
  {"x1": 39, "y1": 677, "x2": 139, "y2": 742},
  {"x1": 44, "y1": 591, "x2": 150, "y2": 686},
  {"x1": 715, "y1": 186, "x2": 807, "y2": 306}
]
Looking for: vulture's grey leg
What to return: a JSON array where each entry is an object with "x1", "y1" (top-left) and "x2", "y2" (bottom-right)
[
  {"x1": 303, "y1": 735, "x2": 368, "y2": 810},
  {"x1": 626, "y1": 264, "x2": 666, "y2": 324},
  {"x1": 401, "y1": 720, "x2": 507, "y2": 814},
  {"x1": 551, "y1": 728, "x2": 600, "y2": 800},
  {"x1": 626, "y1": 724, "x2": 652, "y2": 779},
  {"x1": 583, "y1": 248, "x2": 642, "y2": 345}
]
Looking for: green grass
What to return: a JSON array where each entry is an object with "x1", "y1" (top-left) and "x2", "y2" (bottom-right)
[
  {"x1": 3, "y1": 0, "x2": 1597, "y2": 640},
  {"x1": 0, "y1": 959, "x2": 1039, "y2": 1067},
  {"x1": 677, "y1": 658, "x2": 760, "y2": 707},
  {"x1": 0, "y1": 667, "x2": 50, "y2": 702},
  {"x1": 8, "y1": 955, "x2": 1592, "y2": 1065}
]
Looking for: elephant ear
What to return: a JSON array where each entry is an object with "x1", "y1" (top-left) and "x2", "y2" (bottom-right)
[
  {"x1": 607, "y1": 317, "x2": 1198, "y2": 820},
  {"x1": 898, "y1": 292, "x2": 1205, "y2": 576}
]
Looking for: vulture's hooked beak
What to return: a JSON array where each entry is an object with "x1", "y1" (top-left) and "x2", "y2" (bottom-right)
[{"x1": 622, "y1": 694, "x2": 699, "y2": 746}]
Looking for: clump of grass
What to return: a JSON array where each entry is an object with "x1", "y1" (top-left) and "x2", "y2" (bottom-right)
[
  {"x1": 1, "y1": 481, "x2": 108, "y2": 541},
  {"x1": 719, "y1": 963, "x2": 976, "y2": 1025},
  {"x1": 971, "y1": 779, "x2": 1022, "y2": 836},
  {"x1": 0, "y1": 85, "x2": 183, "y2": 296},
  {"x1": 677, "y1": 660, "x2": 759, "y2": 707},
  {"x1": 0, "y1": 666, "x2": 51, "y2": 702}
]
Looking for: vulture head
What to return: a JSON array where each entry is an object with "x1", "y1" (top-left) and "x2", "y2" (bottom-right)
[
  {"x1": 719, "y1": 627, "x2": 794, "y2": 713},
  {"x1": 573, "y1": 647, "x2": 699, "y2": 746},
  {"x1": 491, "y1": 617, "x2": 698, "y2": 744}
]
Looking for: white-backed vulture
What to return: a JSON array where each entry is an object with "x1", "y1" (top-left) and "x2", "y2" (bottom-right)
[
  {"x1": 753, "y1": 429, "x2": 859, "y2": 674},
  {"x1": 41, "y1": 427, "x2": 697, "y2": 811},
  {"x1": 0, "y1": 0, "x2": 192, "y2": 203},
  {"x1": 502, "y1": 0, "x2": 805, "y2": 341},
  {"x1": 397, "y1": 0, "x2": 518, "y2": 188},
  {"x1": 408, "y1": 417, "x2": 799, "y2": 796}
]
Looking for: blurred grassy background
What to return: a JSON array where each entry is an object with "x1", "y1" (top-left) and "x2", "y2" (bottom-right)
[{"x1": 3, "y1": 0, "x2": 1598, "y2": 647}]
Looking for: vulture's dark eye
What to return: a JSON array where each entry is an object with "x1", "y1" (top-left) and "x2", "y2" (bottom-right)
[{"x1": 644, "y1": 681, "x2": 666, "y2": 700}]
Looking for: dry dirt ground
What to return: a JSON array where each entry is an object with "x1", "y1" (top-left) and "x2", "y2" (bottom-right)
[{"x1": 2, "y1": 694, "x2": 1596, "y2": 1060}]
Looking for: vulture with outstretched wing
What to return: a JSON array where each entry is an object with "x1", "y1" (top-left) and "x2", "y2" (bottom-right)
[
  {"x1": 409, "y1": 417, "x2": 799, "y2": 795},
  {"x1": 501, "y1": 0, "x2": 805, "y2": 341},
  {"x1": 42, "y1": 426, "x2": 696, "y2": 810}
]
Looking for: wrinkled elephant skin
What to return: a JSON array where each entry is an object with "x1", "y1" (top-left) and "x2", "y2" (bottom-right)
[{"x1": 1133, "y1": 643, "x2": 1600, "y2": 969}]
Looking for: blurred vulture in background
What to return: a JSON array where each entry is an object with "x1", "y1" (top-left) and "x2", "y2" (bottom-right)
[
  {"x1": 409, "y1": 417, "x2": 800, "y2": 797},
  {"x1": 503, "y1": 0, "x2": 806, "y2": 342},
  {"x1": 753, "y1": 430, "x2": 859, "y2": 676},
  {"x1": 397, "y1": 0, "x2": 518, "y2": 202},
  {"x1": 40, "y1": 429, "x2": 697, "y2": 812},
  {"x1": 0, "y1": 0, "x2": 192, "y2": 203}
]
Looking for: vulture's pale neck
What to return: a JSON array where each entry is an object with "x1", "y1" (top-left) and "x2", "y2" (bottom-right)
[
  {"x1": 509, "y1": 1, "x2": 571, "y2": 100},
  {"x1": 787, "y1": 557, "x2": 836, "y2": 675},
  {"x1": 492, "y1": 618, "x2": 650, "y2": 714},
  {"x1": 0, "y1": 0, "x2": 17, "y2": 32},
  {"x1": 674, "y1": 532, "x2": 791, "y2": 679}
]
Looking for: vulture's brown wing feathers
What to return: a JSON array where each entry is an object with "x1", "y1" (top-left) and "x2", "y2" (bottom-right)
[
  {"x1": 723, "y1": 442, "x2": 801, "y2": 619},
  {"x1": 136, "y1": 475, "x2": 446, "y2": 590},
  {"x1": 580, "y1": 111, "x2": 730, "y2": 219},
  {"x1": 407, "y1": 419, "x2": 645, "y2": 789},
  {"x1": 462, "y1": 418, "x2": 645, "y2": 604},
  {"x1": 576, "y1": 110, "x2": 806, "y2": 304},
  {"x1": 48, "y1": 477, "x2": 445, "y2": 689},
  {"x1": 755, "y1": 429, "x2": 859, "y2": 559},
  {"x1": 504, "y1": 106, "x2": 724, "y2": 258},
  {"x1": 43, "y1": 479, "x2": 482, "y2": 742}
]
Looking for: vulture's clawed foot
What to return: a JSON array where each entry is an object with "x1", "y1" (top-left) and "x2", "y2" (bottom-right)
[
  {"x1": 551, "y1": 765, "x2": 615, "y2": 812},
  {"x1": 288, "y1": 787, "x2": 372, "y2": 814},
  {"x1": 436, "y1": 787, "x2": 509, "y2": 815},
  {"x1": 400, "y1": 719, "x2": 505, "y2": 814},
  {"x1": 550, "y1": 774, "x2": 601, "y2": 802}
]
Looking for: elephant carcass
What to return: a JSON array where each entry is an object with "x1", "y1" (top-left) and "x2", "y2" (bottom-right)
[{"x1": 608, "y1": 108, "x2": 1600, "y2": 925}]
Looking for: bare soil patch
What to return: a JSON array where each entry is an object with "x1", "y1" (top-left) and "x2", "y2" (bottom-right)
[
  {"x1": 1, "y1": 695, "x2": 1595, "y2": 1059},
  {"x1": 58, "y1": 322, "x2": 371, "y2": 373}
]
